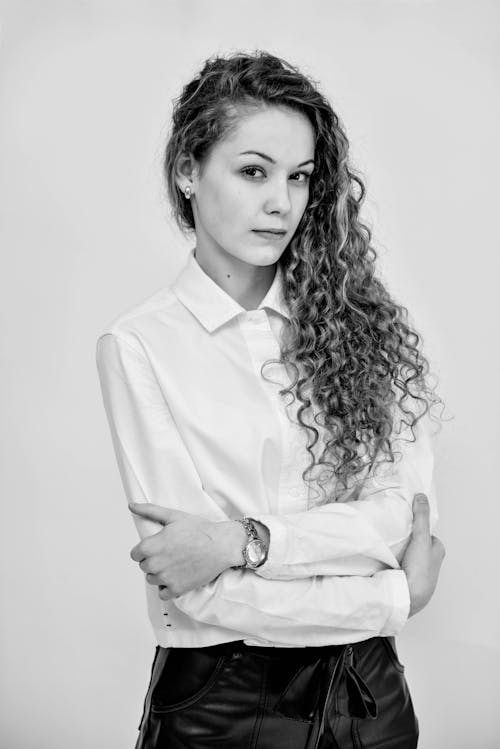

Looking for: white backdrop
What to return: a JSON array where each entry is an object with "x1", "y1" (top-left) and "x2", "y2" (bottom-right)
[{"x1": 1, "y1": 1, "x2": 498, "y2": 747}]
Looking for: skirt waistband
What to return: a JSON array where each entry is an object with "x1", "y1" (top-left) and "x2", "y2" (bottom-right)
[{"x1": 188, "y1": 637, "x2": 377, "y2": 660}]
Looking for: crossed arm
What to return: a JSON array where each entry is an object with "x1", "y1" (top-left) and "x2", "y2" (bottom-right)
[{"x1": 96, "y1": 332, "x2": 439, "y2": 645}]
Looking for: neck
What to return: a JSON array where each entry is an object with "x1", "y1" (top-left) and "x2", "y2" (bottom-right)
[{"x1": 194, "y1": 246, "x2": 276, "y2": 311}]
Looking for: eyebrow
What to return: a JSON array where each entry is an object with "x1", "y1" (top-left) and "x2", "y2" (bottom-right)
[{"x1": 238, "y1": 150, "x2": 315, "y2": 168}]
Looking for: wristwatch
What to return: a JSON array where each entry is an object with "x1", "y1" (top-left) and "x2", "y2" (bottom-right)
[{"x1": 234, "y1": 517, "x2": 268, "y2": 569}]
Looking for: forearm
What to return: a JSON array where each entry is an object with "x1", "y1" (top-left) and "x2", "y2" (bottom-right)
[
  {"x1": 173, "y1": 566, "x2": 410, "y2": 646},
  {"x1": 218, "y1": 509, "x2": 413, "y2": 580},
  {"x1": 245, "y1": 416, "x2": 437, "y2": 581},
  {"x1": 252, "y1": 499, "x2": 412, "y2": 580}
]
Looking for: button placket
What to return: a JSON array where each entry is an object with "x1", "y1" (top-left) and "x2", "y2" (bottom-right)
[
  {"x1": 265, "y1": 361, "x2": 311, "y2": 513},
  {"x1": 240, "y1": 311, "x2": 312, "y2": 514}
]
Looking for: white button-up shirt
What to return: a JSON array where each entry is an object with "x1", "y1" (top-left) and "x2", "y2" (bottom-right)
[{"x1": 96, "y1": 248, "x2": 438, "y2": 648}]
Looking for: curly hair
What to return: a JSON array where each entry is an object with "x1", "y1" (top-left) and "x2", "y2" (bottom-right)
[{"x1": 163, "y1": 50, "x2": 445, "y2": 505}]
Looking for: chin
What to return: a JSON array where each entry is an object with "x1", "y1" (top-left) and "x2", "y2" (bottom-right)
[
  {"x1": 247, "y1": 245, "x2": 284, "y2": 266},
  {"x1": 251, "y1": 255, "x2": 282, "y2": 268}
]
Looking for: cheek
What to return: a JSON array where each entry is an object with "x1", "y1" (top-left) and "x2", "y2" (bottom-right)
[
  {"x1": 203, "y1": 183, "x2": 248, "y2": 235},
  {"x1": 293, "y1": 191, "x2": 309, "y2": 224}
]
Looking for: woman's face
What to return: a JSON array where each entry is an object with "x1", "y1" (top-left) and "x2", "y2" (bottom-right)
[{"x1": 184, "y1": 105, "x2": 315, "y2": 268}]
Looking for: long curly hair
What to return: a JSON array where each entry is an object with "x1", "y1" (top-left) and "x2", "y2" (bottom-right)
[{"x1": 163, "y1": 50, "x2": 445, "y2": 505}]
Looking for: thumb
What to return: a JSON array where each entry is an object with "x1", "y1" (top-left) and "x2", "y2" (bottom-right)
[
  {"x1": 411, "y1": 493, "x2": 431, "y2": 539},
  {"x1": 128, "y1": 502, "x2": 183, "y2": 525}
]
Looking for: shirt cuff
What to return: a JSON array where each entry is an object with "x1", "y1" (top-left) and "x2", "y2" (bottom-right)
[
  {"x1": 250, "y1": 514, "x2": 291, "y2": 579},
  {"x1": 378, "y1": 569, "x2": 411, "y2": 636}
]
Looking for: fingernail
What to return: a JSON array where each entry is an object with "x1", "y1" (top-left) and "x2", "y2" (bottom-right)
[{"x1": 415, "y1": 494, "x2": 428, "y2": 504}]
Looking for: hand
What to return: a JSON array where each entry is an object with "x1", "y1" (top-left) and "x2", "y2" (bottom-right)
[
  {"x1": 401, "y1": 493, "x2": 446, "y2": 617},
  {"x1": 128, "y1": 503, "x2": 240, "y2": 601}
]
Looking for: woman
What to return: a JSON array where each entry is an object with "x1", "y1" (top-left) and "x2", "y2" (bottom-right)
[{"x1": 96, "y1": 51, "x2": 445, "y2": 749}]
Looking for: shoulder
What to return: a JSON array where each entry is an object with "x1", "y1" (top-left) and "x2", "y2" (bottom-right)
[{"x1": 96, "y1": 283, "x2": 183, "y2": 354}]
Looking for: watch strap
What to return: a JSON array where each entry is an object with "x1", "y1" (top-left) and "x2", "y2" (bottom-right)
[
  {"x1": 239, "y1": 517, "x2": 258, "y2": 542},
  {"x1": 234, "y1": 517, "x2": 267, "y2": 569}
]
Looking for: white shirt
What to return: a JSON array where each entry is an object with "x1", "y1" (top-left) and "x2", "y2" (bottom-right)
[{"x1": 96, "y1": 247, "x2": 438, "y2": 648}]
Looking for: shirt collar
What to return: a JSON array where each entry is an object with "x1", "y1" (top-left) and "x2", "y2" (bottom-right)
[{"x1": 172, "y1": 248, "x2": 290, "y2": 333}]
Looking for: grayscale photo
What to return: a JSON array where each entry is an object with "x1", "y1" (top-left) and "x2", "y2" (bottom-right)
[{"x1": 1, "y1": 1, "x2": 498, "y2": 748}]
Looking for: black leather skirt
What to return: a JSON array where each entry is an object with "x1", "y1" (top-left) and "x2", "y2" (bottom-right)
[{"x1": 135, "y1": 636, "x2": 418, "y2": 749}]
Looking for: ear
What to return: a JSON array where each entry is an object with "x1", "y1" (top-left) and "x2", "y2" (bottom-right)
[{"x1": 174, "y1": 151, "x2": 200, "y2": 193}]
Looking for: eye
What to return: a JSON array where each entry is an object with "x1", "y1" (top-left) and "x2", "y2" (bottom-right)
[
  {"x1": 240, "y1": 166, "x2": 266, "y2": 179},
  {"x1": 240, "y1": 166, "x2": 312, "y2": 183},
  {"x1": 290, "y1": 171, "x2": 311, "y2": 183}
]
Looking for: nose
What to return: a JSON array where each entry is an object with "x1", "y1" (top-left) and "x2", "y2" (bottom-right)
[{"x1": 264, "y1": 178, "x2": 292, "y2": 215}]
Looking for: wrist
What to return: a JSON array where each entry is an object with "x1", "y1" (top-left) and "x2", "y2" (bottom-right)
[
  {"x1": 217, "y1": 520, "x2": 248, "y2": 568},
  {"x1": 218, "y1": 519, "x2": 271, "y2": 570},
  {"x1": 236, "y1": 517, "x2": 270, "y2": 569},
  {"x1": 404, "y1": 571, "x2": 426, "y2": 618}
]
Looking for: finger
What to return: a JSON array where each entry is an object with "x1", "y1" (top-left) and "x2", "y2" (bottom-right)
[
  {"x1": 158, "y1": 585, "x2": 174, "y2": 601},
  {"x1": 130, "y1": 535, "x2": 156, "y2": 561},
  {"x1": 145, "y1": 572, "x2": 164, "y2": 586},
  {"x1": 138, "y1": 558, "x2": 156, "y2": 573},
  {"x1": 431, "y1": 536, "x2": 446, "y2": 561},
  {"x1": 128, "y1": 503, "x2": 171, "y2": 524},
  {"x1": 157, "y1": 584, "x2": 182, "y2": 601},
  {"x1": 130, "y1": 542, "x2": 147, "y2": 563},
  {"x1": 411, "y1": 493, "x2": 431, "y2": 539}
]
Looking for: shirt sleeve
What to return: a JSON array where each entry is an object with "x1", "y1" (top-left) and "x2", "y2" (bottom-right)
[
  {"x1": 96, "y1": 331, "x2": 410, "y2": 643},
  {"x1": 252, "y1": 412, "x2": 438, "y2": 581},
  {"x1": 174, "y1": 567, "x2": 409, "y2": 645}
]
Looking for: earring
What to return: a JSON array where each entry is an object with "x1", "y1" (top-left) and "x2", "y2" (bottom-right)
[{"x1": 184, "y1": 185, "x2": 192, "y2": 199}]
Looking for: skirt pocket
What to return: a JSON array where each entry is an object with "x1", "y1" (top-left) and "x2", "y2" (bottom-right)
[
  {"x1": 381, "y1": 636, "x2": 405, "y2": 673},
  {"x1": 150, "y1": 646, "x2": 229, "y2": 714}
]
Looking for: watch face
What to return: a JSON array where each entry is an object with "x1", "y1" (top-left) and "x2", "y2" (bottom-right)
[{"x1": 247, "y1": 539, "x2": 266, "y2": 565}]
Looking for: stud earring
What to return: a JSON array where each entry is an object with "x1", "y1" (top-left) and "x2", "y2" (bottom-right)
[{"x1": 184, "y1": 185, "x2": 192, "y2": 199}]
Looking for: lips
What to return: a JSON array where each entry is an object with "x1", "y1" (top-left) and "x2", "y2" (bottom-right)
[{"x1": 253, "y1": 229, "x2": 286, "y2": 236}]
